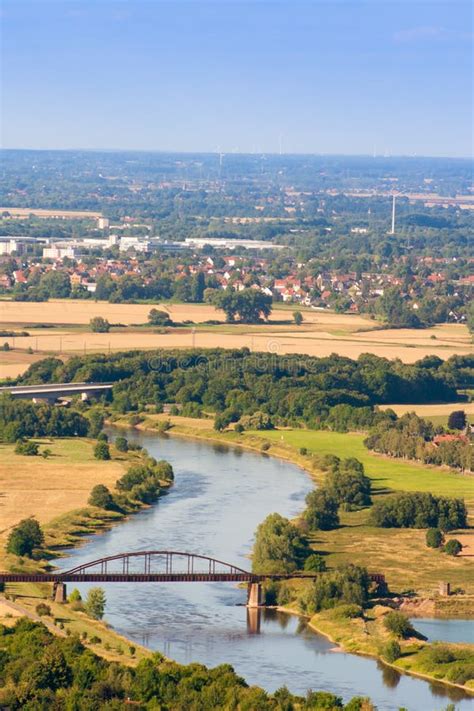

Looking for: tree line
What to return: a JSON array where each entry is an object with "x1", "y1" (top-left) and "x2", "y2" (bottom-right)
[
  {"x1": 364, "y1": 412, "x2": 474, "y2": 472},
  {"x1": 0, "y1": 618, "x2": 375, "y2": 710}
]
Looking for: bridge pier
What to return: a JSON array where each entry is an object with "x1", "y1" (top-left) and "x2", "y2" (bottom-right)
[
  {"x1": 52, "y1": 582, "x2": 67, "y2": 603},
  {"x1": 247, "y1": 582, "x2": 263, "y2": 608}
]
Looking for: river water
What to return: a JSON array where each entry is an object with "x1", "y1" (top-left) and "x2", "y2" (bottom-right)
[{"x1": 54, "y1": 429, "x2": 472, "y2": 710}]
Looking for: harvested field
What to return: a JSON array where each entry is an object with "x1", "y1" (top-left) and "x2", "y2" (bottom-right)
[
  {"x1": 0, "y1": 438, "x2": 127, "y2": 545},
  {"x1": 0, "y1": 350, "x2": 46, "y2": 379},
  {"x1": 0, "y1": 300, "x2": 472, "y2": 373},
  {"x1": 381, "y1": 402, "x2": 474, "y2": 419}
]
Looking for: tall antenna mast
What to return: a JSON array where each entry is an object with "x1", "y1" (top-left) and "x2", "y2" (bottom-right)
[{"x1": 390, "y1": 194, "x2": 396, "y2": 234}]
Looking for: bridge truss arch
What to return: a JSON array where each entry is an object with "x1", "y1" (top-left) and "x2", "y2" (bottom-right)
[{"x1": 60, "y1": 550, "x2": 252, "y2": 579}]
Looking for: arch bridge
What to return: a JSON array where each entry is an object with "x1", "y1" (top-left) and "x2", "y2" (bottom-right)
[{"x1": 0, "y1": 550, "x2": 387, "y2": 608}]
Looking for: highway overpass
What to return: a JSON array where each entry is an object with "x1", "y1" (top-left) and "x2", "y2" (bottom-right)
[{"x1": 0, "y1": 382, "x2": 113, "y2": 403}]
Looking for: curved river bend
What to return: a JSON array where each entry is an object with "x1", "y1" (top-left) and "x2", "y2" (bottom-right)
[{"x1": 55, "y1": 429, "x2": 472, "y2": 710}]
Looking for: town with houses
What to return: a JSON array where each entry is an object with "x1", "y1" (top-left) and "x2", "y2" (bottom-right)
[{"x1": 0, "y1": 213, "x2": 472, "y2": 321}]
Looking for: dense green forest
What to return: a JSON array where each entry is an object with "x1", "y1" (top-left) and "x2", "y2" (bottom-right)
[
  {"x1": 0, "y1": 619, "x2": 375, "y2": 710},
  {"x1": 15, "y1": 350, "x2": 471, "y2": 418}
]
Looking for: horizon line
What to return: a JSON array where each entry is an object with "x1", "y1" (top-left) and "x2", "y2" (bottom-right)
[{"x1": 1, "y1": 147, "x2": 472, "y2": 161}]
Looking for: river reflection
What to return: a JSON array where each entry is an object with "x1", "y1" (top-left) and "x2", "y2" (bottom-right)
[{"x1": 54, "y1": 429, "x2": 472, "y2": 710}]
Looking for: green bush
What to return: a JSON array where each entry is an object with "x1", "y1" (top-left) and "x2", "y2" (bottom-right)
[
  {"x1": 35, "y1": 603, "x2": 51, "y2": 617},
  {"x1": 115, "y1": 436, "x2": 129, "y2": 452},
  {"x1": 426, "y1": 528, "x2": 444, "y2": 548},
  {"x1": 88, "y1": 484, "x2": 115, "y2": 510},
  {"x1": 332, "y1": 604, "x2": 363, "y2": 619},
  {"x1": 383, "y1": 611, "x2": 414, "y2": 639},
  {"x1": 93, "y1": 441, "x2": 111, "y2": 460},
  {"x1": 304, "y1": 553, "x2": 327, "y2": 572},
  {"x1": 383, "y1": 640, "x2": 401, "y2": 662},
  {"x1": 444, "y1": 539, "x2": 463, "y2": 556},
  {"x1": 15, "y1": 440, "x2": 39, "y2": 456}
]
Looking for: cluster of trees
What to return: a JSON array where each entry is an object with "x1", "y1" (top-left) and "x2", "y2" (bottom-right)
[
  {"x1": 370, "y1": 492, "x2": 467, "y2": 530},
  {"x1": 364, "y1": 412, "x2": 474, "y2": 472},
  {"x1": 299, "y1": 565, "x2": 371, "y2": 615},
  {"x1": 252, "y1": 513, "x2": 311, "y2": 574},
  {"x1": 0, "y1": 394, "x2": 88, "y2": 442},
  {"x1": 88, "y1": 452, "x2": 174, "y2": 512},
  {"x1": 0, "y1": 618, "x2": 375, "y2": 710},
  {"x1": 426, "y1": 529, "x2": 463, "y2": 557},
  {"x1": 16, "y1": 351, "x2": 468, "y2": 433},
  {"x1": 303, "y1": 457, "x2": 372, "y2": 533},
  {"x1": 205, "y1": 287, "x2": 273, "y2": 323}
]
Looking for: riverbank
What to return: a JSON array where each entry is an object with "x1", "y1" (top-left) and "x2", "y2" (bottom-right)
[
  {"x1": 1, "y1": 422, "x2": 472, "y2": 696},
  {"x1": 303, "y1": 606, "x2": 474, "y2": 694},
  {"x1": 109, "y1": 412, "x2": 474, "y2": 599},
  {"x1": 0, "y1": 435, "x2": 173, "y2": 663}
]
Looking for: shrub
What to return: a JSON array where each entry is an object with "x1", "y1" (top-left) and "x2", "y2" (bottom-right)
[
  {"x1": 333, "y1": 603, "x2": 363, "y2": 619},
  {"x1": 68, "y1": 588, "x2": 82, "y2": 603},
  {"x1": 383, "y1": 611, "x2": 414, "y2": 638},
  {"x1": 261, "y1": 442, "x2": 271, "y2": 452},
  {"x1": 148, "y1": 308, "x2": 172, "y2": 326},
  {"x1": 383, "y1": 640, "x2": 402, "y2": 662},
  {"x1": 115, "y1": 436, "x2": 129, "y2": 452},
  {"x1": 444, "y1": 539, "x2": 463, "y2": 556},
  {"x1": 128, "y1": 414, "x2": 144, "y2": 426},
  {"x1": 304, "y1": 554, "x2": 327, "y2": 572},
  {"x1": 88, "y1": 484, "x2": 115, "y2": 510},
  {"x1": 97, "y1": 431, "x2": 108, "y2": 442},
  {"x1": 426, "y1": 528, "x2": 444, "y2": 548},
  {"x1": 35, "y1": 603, "x2": 51, "y2": 617},
  {"x1": 234, "y1": 423, "x2": 244, "y2": 433},
  {"x1": 156, "y1": 419, "x2": 171, "y2": 433},
  {"x1": 93, "y1": 441, "x2": 111, "y2": 460},
  {"x1": 90, "y1": 316, "x2": 110, "y2": 333},
  {"x1": 299, "y1": 447, "x2": 308, "y2": 455},
  {"x1": 15, "y1": 440, "x2": 39, "y2": 456},
  {"x1": 447, "y1": 410, "x2": 467, "y2": 430}
]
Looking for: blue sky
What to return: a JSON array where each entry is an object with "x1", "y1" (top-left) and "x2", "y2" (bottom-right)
[{"x1": 1, "y1": 0, "x2": 472, "y2": 156}]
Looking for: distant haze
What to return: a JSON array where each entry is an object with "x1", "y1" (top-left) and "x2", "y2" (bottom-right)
[{"x1": 1, "y1": 0, "x2": 472, "y2": 158}]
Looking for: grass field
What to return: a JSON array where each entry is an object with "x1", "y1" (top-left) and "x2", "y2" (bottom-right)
[
  {"x1": 0, "y1": 299, "x2": 472, "y2": 374},
  {"x1": 261, "y1": 430, "x2": 474, "y2": 502},
  {"x1": 0, "y1": 438, "x2": 127, "y2": 550},
  {"x1": 133, "y1": 414, "x2": 474, "y2": 595},
  {"x1": 255, "y1": 429, "x2": 474, "y2": 594}
]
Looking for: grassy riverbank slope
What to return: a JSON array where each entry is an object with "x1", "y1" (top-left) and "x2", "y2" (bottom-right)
[
  {"x1": 304, "y1": 605, "x2": 474, "y2": 692},
  {"x1": 115, "y1": 412, "x2": 474, "y2": 597},
  {"x1": 0, "y1": 436, "x2": 170, "y2": 663}
]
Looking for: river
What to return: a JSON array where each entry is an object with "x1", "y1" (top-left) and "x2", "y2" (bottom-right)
[{"x1": 54, "y1": 429, "x2": 472, "y2": 710}]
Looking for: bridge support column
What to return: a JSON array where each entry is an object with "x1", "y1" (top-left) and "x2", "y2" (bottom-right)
[
  {"x1": 53, "y1": 582, "x2": 67, "y2": 603},
  {"x1": 247, "y1": 582, "x2": 263, "y2": 608}
]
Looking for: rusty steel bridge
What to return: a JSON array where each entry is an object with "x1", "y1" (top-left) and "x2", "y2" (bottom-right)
[{"x1": 0, "y1": 550, "x2": 386, "y2": 590}]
